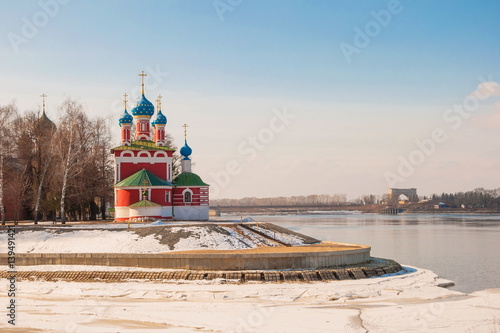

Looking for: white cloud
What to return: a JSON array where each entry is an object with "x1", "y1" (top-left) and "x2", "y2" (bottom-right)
[
  {"x1": 470, "y1": 111, "x2": 500, "y2": 130},
  {"x1": 470, "y1": 81, "x2": 500, "y2": 99}
]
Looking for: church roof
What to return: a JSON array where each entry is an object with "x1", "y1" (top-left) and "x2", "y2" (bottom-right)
[
  {"x1": 154, "y1": 110, "x2": 167, "y2": 125},
  {"x1": 131, "y1": 94, "x2": 155, "y2": 117},
  {"x1": 129, "y1": 200, "x2": 161, "y2": 208},
  {"x1": 118, "y1": 109, "x2": 133, "y2": 126},
  {"x1": 113, "y1": 140, "x2": 175, "y2": 151},
  {"x1": 174, "y1": 172, "x2": 209, "y2": 187},
  {"x1": 37, "y1": 111, "x2": 56, "y2": 132},
  {"x1": 180, "y1": 140, "x2": 192, "y2": 160},
  {"x1": 115, "y1": 169, "x2": 172, "y2": 187}
]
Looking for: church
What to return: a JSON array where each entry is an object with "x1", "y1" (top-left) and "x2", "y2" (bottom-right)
[{"x1": 112, "y1": 72, "x2": 209, "y2": 221}]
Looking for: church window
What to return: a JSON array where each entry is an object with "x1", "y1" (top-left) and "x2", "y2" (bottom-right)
[{"x1": 184, "y1": 191, "x2": 192, "y2": 203}]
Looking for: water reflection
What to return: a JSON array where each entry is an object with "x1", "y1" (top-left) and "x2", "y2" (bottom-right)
[{"x1": 215, "y1": 213, "x2": 500, "y2": 293}]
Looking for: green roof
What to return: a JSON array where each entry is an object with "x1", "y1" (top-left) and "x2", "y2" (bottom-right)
[
  {"x1": 113, "y1": 140, "x2": 174, "y2": 151},
  {"x1": 129, "y1": 200, "x2": 160, "y2": 207},
  {"x1": 115, "y1": 169, "x2": 172, "y2": 187},
  {"x1": 174, "y1": 172, "x2": 209, "y2": 186}
]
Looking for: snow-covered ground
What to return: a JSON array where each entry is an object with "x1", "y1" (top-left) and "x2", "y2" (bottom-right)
[
  {"x1": 0, "y1": 227, "x2": 252, "y2": 253},
  {"x1": 253, "y1": 225, "x2": 306, "y2": 246},
  {"x1": 169, "y1": 226, "x2": 252, "y2": 251},
  {"x1": 0, "y1": 224, "x2": 311, "y2": 253},
  {"x1": 0, "y1": 266, "x2": 498, "y2": 332}
]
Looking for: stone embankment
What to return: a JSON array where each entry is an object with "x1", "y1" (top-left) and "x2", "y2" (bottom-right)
[{"x1": 0, "y1": 258, "x2": 402, "y2": 283}]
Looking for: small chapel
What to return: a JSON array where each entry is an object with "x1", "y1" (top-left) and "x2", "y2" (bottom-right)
[{"x1": 112, "y1": 72, "x2": 209, "y2": 221}]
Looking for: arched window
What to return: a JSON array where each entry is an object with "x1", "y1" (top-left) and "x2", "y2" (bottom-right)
[{"x1": 184, "y1": 191, "x2": 192, "y2": 203}]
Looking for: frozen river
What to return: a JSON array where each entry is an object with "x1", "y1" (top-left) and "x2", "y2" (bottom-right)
[{"x1": 221, "y1": 213, "x2": 500, "y2": 293}]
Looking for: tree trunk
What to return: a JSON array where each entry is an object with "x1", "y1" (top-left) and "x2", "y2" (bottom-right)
[
  {"x1": 33, "y1": 139, "x2": 53, "y2": 225},
  {"x1": 100, "y1": 195, "x2": 106, "y2": 220},
  {"x1": 60, "y1": 158, "x2": 70, "y2": 224},
  {"x1": 33, "y1": 164, "x2": 47, "y2": 224}
]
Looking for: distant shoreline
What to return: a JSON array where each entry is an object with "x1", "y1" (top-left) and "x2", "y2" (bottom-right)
[{"x1": 210, "y1": 204, "x2": 500, "y2": 215}]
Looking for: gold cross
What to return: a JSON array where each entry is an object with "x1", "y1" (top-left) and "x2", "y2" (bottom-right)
[
  {"x1": 138, "y1": 70, "x2": 147, "y2": 95},
  {"x1": 183, "y1": 123, "x2": 188, "y2": 140},
  {"x1": 40, "y1": 94, "x2": 47, "y2": 113},
  {"x1": 123, "y1": 93, "x2": 128, "y2": 110},
  {"x1": 156, "y1": 94, "x2": 162, "y2": 110}
]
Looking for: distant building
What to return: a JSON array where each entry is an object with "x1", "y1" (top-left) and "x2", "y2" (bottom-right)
[
  {"x1": 387, "y1": 188, "x2": 418, "y2": 204},
  {"x1": 112, "y1": 73, "x2": 209, "y2": 221},
  {"x1": 434, "y1": 202, "x2": 447, "y2": 209}
]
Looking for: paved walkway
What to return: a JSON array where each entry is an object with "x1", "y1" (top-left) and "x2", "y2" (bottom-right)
[{"x1": 170, "y1": 241, "x2": 366, "y2": 254}]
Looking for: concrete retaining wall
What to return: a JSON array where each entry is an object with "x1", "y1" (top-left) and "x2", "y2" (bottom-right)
[
  {"x1": 0, "y1": 259, "x2": 404, "y2": 283},
  {"x1": 0, "y1": 247, "x2": 370, "y2": 271}
]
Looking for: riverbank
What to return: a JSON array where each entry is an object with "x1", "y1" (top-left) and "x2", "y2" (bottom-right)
[
  {"x1": 210, "y1": 204, "x2": 500, "y2": 215},
  {"x1": 0, "y1": 266, "x2": 498, "y2": 332}
]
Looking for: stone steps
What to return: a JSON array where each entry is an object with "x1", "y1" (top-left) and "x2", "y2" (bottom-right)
[{"x1": 0, "y1": 261, "x2": 403, "y2": 283}]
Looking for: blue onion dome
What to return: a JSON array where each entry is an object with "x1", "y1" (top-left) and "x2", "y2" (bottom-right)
[
  {"x1": 180, "y1": 140, "x2": 192, "y2": 160},
  {"x1": 131, "y1": 94, "x2": 155, "y2": 117},
  {"x1": 154, "y1": 110, "x2": 167, "y2": 125},
  {"x1": 151, "y1": 119, "x2": 156, "y2": 128},
  {"x1": 118, "y1": 109, "x2": 133, "y2": 126}
]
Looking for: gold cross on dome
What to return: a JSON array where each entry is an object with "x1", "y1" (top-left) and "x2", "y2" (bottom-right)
[
  {"x1": 40, "y1": 94, "x2": 47, "y2": 113},
  {"x1": 156, "y1": 94, "x2": 162, "y2": 110},
  {"x1": 123, "y1": 93, "x2": 128, "y2": 110},
  {"x1": 183, "y1": 123, "x2": 188, "y2": 140},
  {"x1": 138, "y1": 70, "x2": 147, "y2": 95}
]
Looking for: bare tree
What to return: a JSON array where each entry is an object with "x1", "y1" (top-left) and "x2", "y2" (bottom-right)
[
  {"x1": 56, "y1": 99, "x2": 92, "y2": 224},
  {"x1": 31, "y1": 110, "x2": 56, "y2": 224},
  {"x1": 0, "y1": 104, "x2": 17, "y2": 224}
]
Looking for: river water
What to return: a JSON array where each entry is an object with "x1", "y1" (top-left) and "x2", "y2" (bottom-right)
[{"x1": 221, "y1": 213, "x2": 500, "y2": 293}]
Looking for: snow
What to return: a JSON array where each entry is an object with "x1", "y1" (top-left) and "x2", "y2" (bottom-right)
[
  {"x1": 0, "y1": 224, "x2": 313, "y2": 253},
  {"x1": 236, "y1": 225, "x2": 281, "y2": 247},
  {"x1": 0, "y1": 226, "x2": 259, "y2": 253},
  {"x1": 170, "y1": 226, "x2": 251, "y2": 251},
  {"x1": 253, "y1": 225, "x2": 307, "y2": 246},
  {"x1": 0, "y1": 266, "x2": 498, "y2": 332},
  {"x1": 149, "y1": 220, "x2": 167, "y2": 225}
]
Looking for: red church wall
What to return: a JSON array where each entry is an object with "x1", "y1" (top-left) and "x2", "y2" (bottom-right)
[
  {"x1": 120, "y1": 163, "x2": 167, "y2": 180},
  {"x1": 114, "y1": 150, "x2": 173, "y2": 158},
  {"x1": 116, "y1": 189, "x2": 139, "y2": 206},
  {"x1": 120, "y1": 128, "x2": 130, "y2": 142},
  {"x1": 173, "y1": 187, "x2": 203, "y2": 206},
  {"x1": 151, "y1": 189, "x2": 172, "y2": 206}
]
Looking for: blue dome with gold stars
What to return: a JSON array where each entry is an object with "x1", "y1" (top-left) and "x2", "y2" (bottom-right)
[
  {"x1": 118, "y1": 109, "x2": 133, "y2": 126},
  {"x1": 154, "y1": 110, "x2": 167, "y2": 125},
  {"x1": 131, "y1": 95, "x2": 154, "y2": 117},
  {"x1": 180, "y1": 140, "x2": 192, "y2": 160}
]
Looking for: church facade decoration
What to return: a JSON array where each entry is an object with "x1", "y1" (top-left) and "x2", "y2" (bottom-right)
[{"x1": 112, "y1": 72, "x2": 209, "y2": 221}]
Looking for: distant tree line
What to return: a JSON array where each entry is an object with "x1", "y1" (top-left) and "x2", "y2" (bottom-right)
[
  {"x1": 211, "y1": 194, "x2": 348, "y2": 207},
  {"x1": 351, "y1": 194, "x2": 386, "y2": 205},
  {"x1": 0, "y1": 100, "x2": 114, "y2": 224},
  {"x1": 431, "y1": 188, "x2": 500, "y2": 208}
]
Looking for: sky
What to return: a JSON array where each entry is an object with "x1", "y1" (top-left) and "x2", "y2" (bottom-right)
[{"x1": 1, "y1": 0, "x2": 499, "y2": 200}]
